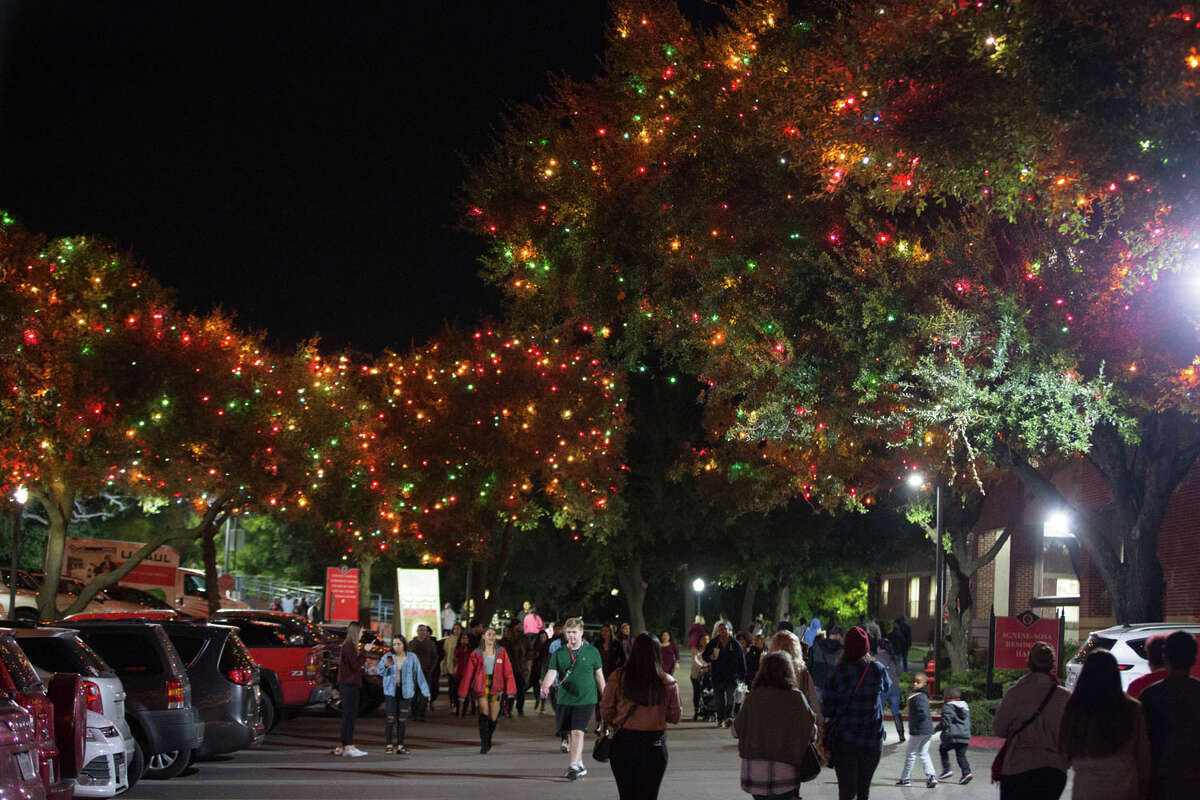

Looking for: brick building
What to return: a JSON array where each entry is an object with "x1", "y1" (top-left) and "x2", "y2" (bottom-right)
[{"x1": 873, "y1": 457, "x2": 1200, "y2": 654}]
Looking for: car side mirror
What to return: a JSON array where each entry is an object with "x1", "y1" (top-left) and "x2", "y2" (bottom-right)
[{"x1": 289, "y1": 635, "x2": 305, "y2": 646}]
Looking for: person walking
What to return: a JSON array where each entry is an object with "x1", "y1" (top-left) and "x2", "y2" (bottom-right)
[
  {"x1": 659, "y1": 631, "x2": 680, "y2": 676},
  {"x1": 522, "y1": 605, "x2": 543, "y2": 637},
  {"x1": 441, "y1": 602, "x2": 457, "y2": 636},
  {"x1": 1128, "y1": 635, "x2": 1169, "y2": 699},
  {"x1": 893, "y1": 617, "x2": 912, "y2": 671},
  {"x1": 702, "y1": 622, "x2": 747, "y2": 727},
  {"x1": 690, "y1": 632, "x2": 710, "y2": 721},
  {"x1": 896, "y1": 673, "x2": 938, "y2": 787},
  {"x1": 332, "y1": 621, "x2": 367, "y2": 757},
  {"x1": 687, "y1": 615, "x2": 708, "y2": 649},
  {"x1": 409, "y1": 624, "x2": 439, "y2": 719},
  {"x1": 809, "y1": 626, "x2": 843, "y2": 707},
  {"x1": 531, "y1": 630, "x2": 551, "y2": 713},
  {"x1": 803, "y1": 618, "x2": 821, "y2": 648},
  {"x1": 595, "y1": 623, "x2": 626, "y2": 733},
  {"x1": 733, "y1": 651, "x2": 819, "y2": 800},
  {"x1": 822, "y1": 626, "x2": 890, "y2": 800},
  {"x1": 442, "y1": 622, "x2": 463, "y2": 715},
  {"x1": 540, "y1": 617, "x2": 605, "y2": 780},
  {"x1": 452, "y1": 631, "x2": 475, "y2": 717},
  {"x1": 501, "y1": 624, "x2": 532, "y2": 716},
  {"x1": 875, "y1": 639, "x2": 905, "y2": 742},
  {"x1": 992, "y1": 641, "x2": 1070, "y2": 800},
  {"x1": 767, "y1": 630, "x2": 823, "y2": 727},
  {"x1": 1139, "y1": 630, "x2": 1200, "y2": 799},
  {"x1": 744, "y1": 633, "x2": 764, "y2": 681},
  {"x1": 599, "y1": 632, "x2": 682, "y2": 800},
  {"x1": 379, "y1": 634, "x2": 430, "y2": 755},
  {"x1": 1059, "y1": 649, "x2": 1151, "y2": 800},
  {"x1": 457, "y1": 626, "x2": 517, "y2": 754},
  {"x1": 936, "y1": 686, "x2": 972, "y2": 784}
]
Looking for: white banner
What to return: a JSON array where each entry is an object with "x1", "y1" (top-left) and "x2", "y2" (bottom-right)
[{"x1": 396, "y1": 568, "x2": 441, "y2": 640}]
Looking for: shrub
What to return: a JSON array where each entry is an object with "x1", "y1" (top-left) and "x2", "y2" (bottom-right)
[{"x1": 967, "y1": 699, "x2": 1003, "y2": 735}]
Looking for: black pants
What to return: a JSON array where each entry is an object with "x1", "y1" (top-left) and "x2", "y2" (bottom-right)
[
  {"x1": 339, "y1": 683, "x2": 359, "y2": 746},
  {"x1": 831, "y1": 740, "x2": 882, "y2": 800},
  {"x1": 714, "y1": 682, "x2": 736, "y2": 721},
  {"x1": 999, "y1": 767, "x2": 1067, "y2": 800},
  {"x1": 609, "y1": 729, "x2": 667, "y2": 800},
  {"x1": 939, "y1": 742, "x2": 970, "y2": 775},
  {"x1": 690, "y1": 678, "x2": 702, "y2": 716},
  {"x1": 412, "y1": 691, "x2": 427, "y2": 720},
  {"x1": 426, "y1": 669, "x2": 439, "y2": 703},
  {"x1": 447, "y1": 675, "x2": 460, "y2": 706},
  {"x1": 513, "y1": 673, "x2": 527, "y2": 713}
]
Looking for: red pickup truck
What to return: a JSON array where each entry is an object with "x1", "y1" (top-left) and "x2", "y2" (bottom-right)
[{"x1": 209, "y1": 612, "x2": 328, "y2": 730}]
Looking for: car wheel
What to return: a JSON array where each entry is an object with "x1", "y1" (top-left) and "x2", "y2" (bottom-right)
[
  {"x1": 14, "y1": 608, "x2": 38, "y2": 623},
  {"x1": 145, "y1": 747, "x2": 192, "y2": 780},
  {"x1": 261, "y1": 691, "x2": 277, "y2": 733},
  {"x1": 127, "y1": 739, "x2": 145, "y2": 787}
]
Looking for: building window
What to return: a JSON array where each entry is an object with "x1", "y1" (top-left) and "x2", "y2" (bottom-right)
[
  {"x1": 881, "y1": 579, "x2": 890, "y2": 607},
  {"x1": 908, "y1": 577, "x2": 921, "y2": 619},
  {"x1": 929, "y1": 578, "x2": 936, "y2": 617}
]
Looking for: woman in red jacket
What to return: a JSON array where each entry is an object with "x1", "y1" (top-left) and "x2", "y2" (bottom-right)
[{"x1": 457, "y1": 627, "x2": 516, "y2": 753}]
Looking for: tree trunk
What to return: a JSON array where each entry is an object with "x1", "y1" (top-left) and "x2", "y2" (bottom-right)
[
  {"x1": 617, "y1": 558, "x2": 648, "y2": 635},
  {"x1": 202, "y1": 521, "x2": 221, "y2": 616},
  {"x1": 739, "y1": 577, "x2": 758, "y2": 633},
  {"x1": 683, "y1": 578, "x2": 696, "y2": 634},
  {"x1": 356, "y1": 551, "x2": 376, "y2": 628},
  {"x1": 35, "y1": 481, "x2": 74, "y2": 621},
  {"x1": 774, "y1": 582, "x2": 790, "y2": 625},
  {"x1": 944, "y1": 564, "x2": 970, "y2": 674},
  {"x1": 473, "y1": 521, "x2": 515, "y2": 625}
]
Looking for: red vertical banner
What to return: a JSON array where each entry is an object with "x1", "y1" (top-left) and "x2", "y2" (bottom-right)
[
  {"x1": 993, "y1": 610, "x2": 1062, "y2": 670},
  {"x1": 325, "y1": 567, "x2": 360, "y2": 623}
]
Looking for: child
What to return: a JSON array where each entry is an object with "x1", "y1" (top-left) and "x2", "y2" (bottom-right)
[
  {"x1": 937, "y1": 686, "x2": 974, "y2": 784},
  {"x1": 379, "y1": 634, "x2": 430, "y2": 755},
  {"x1": 896, "y1": 673, "x2": 938, "y2": 788}
]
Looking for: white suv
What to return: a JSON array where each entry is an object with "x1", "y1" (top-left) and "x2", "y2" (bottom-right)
[{"x1": 1066, "y1": 623, "x2": 1200, "y2": 691}]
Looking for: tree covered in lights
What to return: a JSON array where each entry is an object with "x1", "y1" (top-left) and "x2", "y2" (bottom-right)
[
  {"x1": 375, "y1": 326, "x2": 627, "y2": 622},
  {"x1": 468, "y1": 0, "x2": 1200, "y2": 624},
  {"x1": 0, "y1": 220, "x2": 333, "y2": 618}
]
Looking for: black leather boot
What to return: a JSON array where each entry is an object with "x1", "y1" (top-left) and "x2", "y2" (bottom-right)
[
  {"x1": 478, "y1": 715, "x2": 490, "y2": 753},
  {"x1": 487, "y1": 718, "x2": 498, "y2": 752}
]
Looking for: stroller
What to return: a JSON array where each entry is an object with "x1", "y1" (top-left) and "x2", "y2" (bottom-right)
[{"x1": 694, "y1": 671, "x2": 719, "y2": 722}]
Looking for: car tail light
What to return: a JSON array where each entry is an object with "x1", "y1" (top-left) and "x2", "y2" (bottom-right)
[
  {"x1": 1118, "y1": 664, "x2": 1134, "y2": 671},
  {"x1": 82, "y1": 680, "x2": 104, "y2": 714},
  {"x1": 305, "y1": 651, "x2": 318, "y2": 679},
  {"x1": 225, "y1": 669, "x2": 254, "y2": 686},
  {"x1": 166, "y1": 678, "x2": 185, "y2": 709}
]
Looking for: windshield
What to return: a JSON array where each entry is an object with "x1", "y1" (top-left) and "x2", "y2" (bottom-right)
[{"x1": 0, "y1": 637, "x2": 43, "y2": 693}]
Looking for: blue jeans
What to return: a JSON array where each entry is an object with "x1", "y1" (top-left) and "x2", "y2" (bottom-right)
[{"x1": 882, "y1": 684, "x2": 904, "y2": 736}]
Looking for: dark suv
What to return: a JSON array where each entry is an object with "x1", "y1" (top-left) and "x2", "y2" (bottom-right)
[
  {"x1": 61, "y1": 620, "x2": 203, "y2": 780},
  {"x1": 156, "y1": 621, "x2": 264, "y2": 758}
]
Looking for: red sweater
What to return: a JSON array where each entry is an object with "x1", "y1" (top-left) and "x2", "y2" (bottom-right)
[
  {"x1": 339, "y1": 640, "x2": 365, "y2": 687},
  {"x1": 457, "y1": 646, "x2": 517, "y2": 697}
]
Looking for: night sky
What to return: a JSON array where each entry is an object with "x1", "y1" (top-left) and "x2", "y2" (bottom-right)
[{"x1": 0, "y1": 1, "x2": 612, "y2": 353}]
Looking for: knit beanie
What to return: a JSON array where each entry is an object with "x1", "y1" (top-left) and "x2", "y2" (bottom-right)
[{"x1": 843, "y1": 626, "x2": 869, "y2": 661}]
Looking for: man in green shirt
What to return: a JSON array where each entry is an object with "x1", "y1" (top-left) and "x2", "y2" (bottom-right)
[{"x1": 540, "y1": 617, "x2": 605, "y2": 780}]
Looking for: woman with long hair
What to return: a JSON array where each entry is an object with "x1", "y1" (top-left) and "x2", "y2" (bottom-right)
[
  {"x1": 822, "y1": 626, "x2": 890, "y2": 799},
  {"x1": 993, "y1": 641, "x2": 1070, "y2": 800},
  {"x1": 452, "y1": 630, "x2": 475, "y2": 716},
  {"x1": 768, "y1": 630, "x2": 823, "y2": 723},
  {"x1": 734, "y1": 651, "x2": 818, "y2": 800},
  {"x1": 333, "y1": 621, "x2": 367, "y2": 757},
  {"x1": 530, "y1": 629, "x2": 551, "y2": 712},
  {"x1": 691, "y1": 633, "x2": 705, "y2": 724},
  {"x1": 659, "y1": 630, "x2": 680, "y2": 675},
  {"x1": 1059, "y1": 650, "x2": 1151, "y2": 799},
  {"x1": 599, "y1": 632, "x2": 682, "y2": 800},
  {"x1": 457, "y1": 627, "x2": 517, "y2": 753},
  {"x1": 442, "y1": 621, "x2": 463, "y2": 714}
]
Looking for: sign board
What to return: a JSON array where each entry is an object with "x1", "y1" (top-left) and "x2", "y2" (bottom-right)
[
  {"x1": 62, "y1": 537, "x2": 179, "y2": 588},
  {"x1": 994, "y1": 610, "x2": 1062, "y2": 670},
  {"x1": 396, "y1": 568, "x2": 440, "y2": 639},
  {"x1": 325, "y1": 567, "x2": 360, "y2": 624}
]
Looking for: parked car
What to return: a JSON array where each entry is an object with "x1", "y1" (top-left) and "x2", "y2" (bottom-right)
[
  {"x1": 59, "y1": 620, "x2": 203, "y2": 781},
  {"x1": 204, "y1": 615, "x2": 326, "y2": 730},
  {"x1": 96, "y1": 584, "x2": 171, "y2": 611},
  {"x1": 0, "y1": 694, "x2": 46, "y2": 799},
  {"x1": 0, "y1": 631, "x2": 82, "y2": 800},
  {"x1": 155, "y1": 621, "x2": 264, "y2": 758},
  {"x1": 0, "y1": 624, "x2": 137, "y2": 788},
  {"x1": 76, "y1": 711, "x2": 127, "y2": 798},
  {"x1": 1066, "y1": 622, "x2": 1200, "y2": 690}
]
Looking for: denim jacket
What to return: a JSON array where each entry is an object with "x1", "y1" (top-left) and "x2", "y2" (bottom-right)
[{"x1": 380, "y1": 651, "x2": 430, "y2": 699}]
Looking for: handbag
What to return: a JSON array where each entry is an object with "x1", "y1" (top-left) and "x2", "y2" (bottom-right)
[
  {"x1": 793, "y1": 686, "x2": 823, "y2": 782},
  {"x1": 991, "y1": 682, "x2": 1058, "y2": 783},
  {"x1": 593, "y1": 691, "x2": 638, "y2": 763}
]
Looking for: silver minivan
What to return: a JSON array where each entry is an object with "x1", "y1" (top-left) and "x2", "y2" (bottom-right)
[{"x1": 3, "y1": 625, "x2": 138, "y2": 784}]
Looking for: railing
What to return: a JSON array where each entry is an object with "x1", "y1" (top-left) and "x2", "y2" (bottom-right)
[{"x1": 230, "y1": 574, "x2": 393, "y2": 620}]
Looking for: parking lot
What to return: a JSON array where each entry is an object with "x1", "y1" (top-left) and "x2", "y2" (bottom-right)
[{"x1": 119, "y1": 701, "x2": 1037, "y2": 800}]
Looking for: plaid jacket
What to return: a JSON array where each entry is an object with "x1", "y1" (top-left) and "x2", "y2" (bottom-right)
[
  {"x1": 822, "y1": 659, "x2": 891, "y2": 749},
  {"x1": 740, "y1": 758, "x2": 801, "y2": 796}
]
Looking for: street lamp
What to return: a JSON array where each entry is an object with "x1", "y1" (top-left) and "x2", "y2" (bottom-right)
[
  {"x1": 9, "y1": 487, "x2": 27, "y2": 621},
  {"x1": 692, "y1": 577, "x2": 706, "y2": 617},
  {"x1": 907, "y1": 472, "x2": 944, "y2": 693}
]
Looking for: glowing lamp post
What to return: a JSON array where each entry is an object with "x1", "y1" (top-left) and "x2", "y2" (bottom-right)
[
  {"x1": 692, "y1": 577, "x2": 706, "y2": 617},
  {"x1": 9, "y1": 487, "x2": 28, "y2": 621},
  {"x1": 907, "y1": 471, "x2": 944, "y2": 693}
]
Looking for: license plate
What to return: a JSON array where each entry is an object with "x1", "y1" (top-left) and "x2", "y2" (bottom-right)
[{"x1": 15, "y1": 751, "x2": 36, "y2": 781}]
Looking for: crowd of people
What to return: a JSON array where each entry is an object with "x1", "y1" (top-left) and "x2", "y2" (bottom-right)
[{"x1": 321, "y1": 604, "x2": 1200, "y2": 800}]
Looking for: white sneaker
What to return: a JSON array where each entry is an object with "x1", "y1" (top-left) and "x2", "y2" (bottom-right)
[{"x1": 343, "y1": 746, "x2": 368, "y2": 758}]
